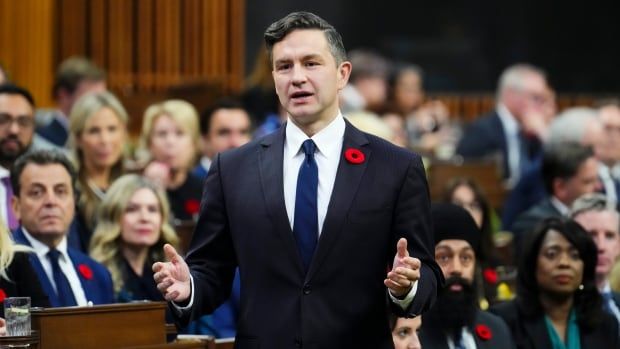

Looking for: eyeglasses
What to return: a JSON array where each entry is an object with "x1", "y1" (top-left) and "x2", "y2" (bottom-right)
[{"x1": 0, "y1": 113, "x2": 35, "y2": 129}]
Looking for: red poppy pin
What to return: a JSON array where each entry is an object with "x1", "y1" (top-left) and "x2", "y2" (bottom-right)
[
  {"x1": 483, "y1": 267, "x2": 498, "y2": 284},
  {"x1": 78, "y1": 264, "x2": 93, "y2": 280},
  {"x1": 0, "y1": 288, "x2": 6, "y2": 302},
  {"x1": 475, "y1": 324, "x2": 492, "y2": 341},
  {"x1": 344, "y1": 148, "x2": 365, "y2": 164},
  {"x1": 185, "y1": 199, "x2": 201, "y2": 216}
]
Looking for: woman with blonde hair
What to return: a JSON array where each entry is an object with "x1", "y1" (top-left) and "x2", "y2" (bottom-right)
[
  {"x1": 138, "y1": 99, "x2": 203, "y2": 222},
  {"x1": 0, "y1": 219, "x2": 49, "y2": 333},
  {"x1": 69, "y1": 91, "x2": 128, "y2": 250},
  {"x1": 90, "y1": 174, "x2": 179, "y2": 302}
]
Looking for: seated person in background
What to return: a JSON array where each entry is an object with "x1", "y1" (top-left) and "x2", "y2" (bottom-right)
[
  {"x1": 510, "y1": 143, "x2": 601, "y2": 252},
  {"x1": 390, "y1": 312, "x2": 422, "y2": 349},
  {"x1": 339, "y1": 49, "x2": 389, "y2": 115},
  {"x1": 502, "y1": 107, "x2": 606, "y2": 230},
  {"x1": 36, "y1": 56, "x2": 107, "y2": 147},
  {"x1": 442, "y1": 177, "x2": 501, "y2": 306},
  {"x1": 138, "y1": 100, "x2": 203, "y2": 222},
  {"x1": 491, "y1": 217, "x2": 619, "y2": 349},
  {"x1": 456, "y1": 64, "x2": 554, "y2": 186},
  {"x1": 0, "y1": 84, "x2": 59, "y2": 232},
  {"x1": 193, "y1": 99, "x2": 252, "y2": 180},
  {"x1": 0, "y1": 218, "x2": 50, "y2": 315},
  {"x1": 571, "y1": 193, "x2": 620, "y2": 325},
  {"x1": 90, "y1": 174, "x2": 179, "y2": 302},
  {"x1": 420, "y1": 203, "x2": 513, "y2": 349},
  {"x1": 68, "y1": 91, "x2": 129, "y2": 251},
  {"x1": 10, "y1": 150, "x2": 114, "y2": 307}
]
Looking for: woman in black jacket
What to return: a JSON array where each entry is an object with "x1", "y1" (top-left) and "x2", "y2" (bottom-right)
[{"x1": 491, "y1": 217, "x2": 619, "y2": 349}]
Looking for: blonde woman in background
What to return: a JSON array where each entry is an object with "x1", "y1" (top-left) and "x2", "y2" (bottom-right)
[
  {"x1": 138, "y1": 99, "x2": 203, "y2": 222},
  {"x1": 0, "y1": 218, "x2": 50, "y2": 333},
  {"x1": 68, "y1": 91, "x2": 128, "y2": 251},
  {"x1": 90, "y1": 174, "x2": 178, "y2": 302}
]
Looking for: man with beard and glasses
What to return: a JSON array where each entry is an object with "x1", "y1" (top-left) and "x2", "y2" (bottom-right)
[
  {"x1": 420, "y1": 203, "x2": 514, "y2": 349},
  {"x1": 0, "y1": 84, "x2": 56, "y2": 230}
]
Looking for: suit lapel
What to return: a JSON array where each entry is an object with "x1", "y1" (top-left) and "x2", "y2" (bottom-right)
[
  {"x1": 67, "y1": 249, "x2": 91, "y2": 302},
  {"x1": 258, "y1": 125, "x2": 304, "y2": 273},
  {"x1": 523, "y1": 316, "x2": 552, "y2": 349},
  {"x1": 307, "y1": 121, "x2": 370, "y2": 280},
  {"x1": 13, "y1": 229, "x2": 60, "y2": 306}
]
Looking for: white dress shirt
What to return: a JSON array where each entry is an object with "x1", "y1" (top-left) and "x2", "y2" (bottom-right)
[
  {"x1": 446, "y1": 328, "x2": 477, "y2": 349},
  {"x1": 21, "y1": 228, "x2": 89, "y2": 306},
  {"x1": 0, "y1": 166, "x2": 10, "y2": 226},
  {"x1": 550, "y1": 196, "x2": 570, "y2": 216},
  {"x1": 283, "y1": 114, "x2": 344, "y2": 233},
  {"x1": 599, "y1": 164, "x2": 618, "y2": 206},
  {"x1": 497, "y1": 104, "x2": 521, "y2": 187}
]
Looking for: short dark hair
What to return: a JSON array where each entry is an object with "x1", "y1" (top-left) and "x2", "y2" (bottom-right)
[
  {"x1": 0, "y1": 84, "x2": 36, "y2": 108},
  {"x1": 199, "y1": 98, "x2": 249, "y2": 136},
  {"x1": 516, "y1": 217, "x2": 602, "y2": 330},
  {"x1": 53, "y1": 56, "x2": 106, "y2": 97},
  {"x1": 264, "y1": 11, "x2": 347, "y2": 66},
  {"x1": 10, "y1": 149, "x2": 77, "y2": 197},
  {"x1": 542, "y1": 142, "x2": 594, "y2": 195}
]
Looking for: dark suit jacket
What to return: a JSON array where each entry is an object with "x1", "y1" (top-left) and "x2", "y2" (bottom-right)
[
  {"x1": 0, "y1": 252, "x2": 50, "y2": 314},
  {"x1": 456, "y1": 111, "x2": 541, "y2": 180},
  {"x1": 36, "y1": 116, "x2": 68, "y2": 147},
  {"x1": 181, "y1": 121, "x2": 442, "y2": 348},
  {"x1": 491, "y1": 300, "x2": 620, "y2": 349},
  {"x1": 419, "y1": 310, "x2": 515, "y2": 349},
  {"x1": 13, "y1": 228, "x2": 114, "y2": 307},
  {"x1": 501, "y1": 158, "x2": 546, "y2": 230},
  {"x1": 509, "y1": 197, "x2": 561, "y2": 254}
]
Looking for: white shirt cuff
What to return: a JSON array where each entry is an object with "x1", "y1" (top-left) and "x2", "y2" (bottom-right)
[
  {"x1": 171, "y1": 274, "x2": 195, "y2": 315},
  {"x1": 389, "y1": 279, "x2": 418, "y2": 310}
]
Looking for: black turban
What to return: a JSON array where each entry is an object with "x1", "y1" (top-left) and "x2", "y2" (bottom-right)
[{"x1": 431, "y1": 203, "x2": 481, "y2": 254}]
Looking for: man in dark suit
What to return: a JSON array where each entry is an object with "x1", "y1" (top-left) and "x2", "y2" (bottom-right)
[
  {"x1": 456, "y1": 64, "x2": 553, "y2": 186},
  {"x1": 10, "y1": 149, "x2": 114, "y2": 307},
  {"x1": 35, "y1": 57, "x2": 106, "y2": 147},
  {"x1": 510, "y1": 143, "x2": 601, "y2": 251},
  {"x1": 192, "y1": 98, "x2": 252, "y2": 181},
  {"x1": 420, "y1": 203, "x2": 514, "y2": 349},
  {"x1": 154, "y1": 11, "x2": 442, "y2": 348},
  {"x1": 572, "y1": 193, "x2": 620, "y2": 325}
]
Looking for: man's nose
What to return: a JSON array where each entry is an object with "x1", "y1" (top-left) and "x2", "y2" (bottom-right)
[{"x1": 291, "y1": 64, "x2": 307, "y2": 85}]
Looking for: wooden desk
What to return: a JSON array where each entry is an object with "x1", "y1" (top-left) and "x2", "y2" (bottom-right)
[{"x1": 31, "y1": 302, "x2": 168, "y2": 349}]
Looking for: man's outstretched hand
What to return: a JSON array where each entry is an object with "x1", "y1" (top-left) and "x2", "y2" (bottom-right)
[
  {"x1": 153, "y1": 244, "x2": 191, "y2": 302},
  {"x1": 385, "y1": 238, "x2": 421, "y2": 298}
]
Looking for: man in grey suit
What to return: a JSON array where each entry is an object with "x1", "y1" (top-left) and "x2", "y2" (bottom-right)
[{"x1": 154, "y1": 11, "x2": 442, "y2": 348}]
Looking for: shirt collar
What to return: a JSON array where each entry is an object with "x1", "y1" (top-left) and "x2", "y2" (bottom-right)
[
  {"x1": 0, "y1": 166, "x2": 9, "y2": 178},
  {"x1": 602, "y1": 281, "x2": 612, "y2": 294},
  {"x1": 550, "y1": 196, "x2": 570, "y2": 216},
  {"x1": 285, "y1": 112, "x2": 346, "y2": 159},
  {"x1": 21, "y1": 227, "x2": 69, "y2": 261},
  {"x1": 497, "y1": 103, "x2": 519, "y2": 134}
]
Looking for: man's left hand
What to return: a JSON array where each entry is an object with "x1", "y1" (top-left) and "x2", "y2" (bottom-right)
[{"x1": 384, "y1": 238, "x2": 421, "y2": 298}]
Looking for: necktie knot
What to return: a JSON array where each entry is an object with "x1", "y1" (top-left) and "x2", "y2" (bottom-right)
[
  {"x1": 47, "y1": 249, "x2": 61, "y2": 263},
  {"x1": 301, "y1": 139, "x2": 316, "y2": 158}
]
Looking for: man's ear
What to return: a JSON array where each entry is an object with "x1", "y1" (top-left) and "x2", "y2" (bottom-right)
[
  {"x1": 337, "y1": 61, "x2": 352, "y2": 90},
  {"x1": 552, "y1": 178, "x2": 566, "y2": 202},
  {"x1": 11, "y1": 195, "x2": 20, "y2": 221}
]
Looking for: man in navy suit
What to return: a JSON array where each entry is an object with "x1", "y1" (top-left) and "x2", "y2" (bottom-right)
[
  {"x1": 154, "y1": 11, "x2": 442, "y2": 348},
  {"x1": 456, "y1": 64, "x2": 554, "y2": 186},
  {"x1": 10, "y1": 149, "x2": 113, "y2": 307}
]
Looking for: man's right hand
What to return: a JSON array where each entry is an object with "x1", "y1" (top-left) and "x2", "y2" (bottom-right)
[{"x1": 153, "y1": 244, "x2": 191, "y2": 302}]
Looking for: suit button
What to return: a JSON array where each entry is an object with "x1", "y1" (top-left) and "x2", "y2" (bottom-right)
[{"x1": 303, "y1": 285, "x2": 311, "y2": 295}]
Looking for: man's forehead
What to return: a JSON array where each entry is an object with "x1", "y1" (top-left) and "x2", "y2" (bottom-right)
[
  {"x1": 21, "y1": 163, "x2": 71, "y2": 184},
  {"x1": 575, "y1": 209, "x2": 620, "y2": 229},
  {"x1": 436, "y1": 239, "x2": 474, "y2": 252},
  {"x1": 272, "y1": 29, "x2": 329, "y2": 57},
  {"x1": 0, "y1": 94, "x2": 34, "y2": 114}
]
